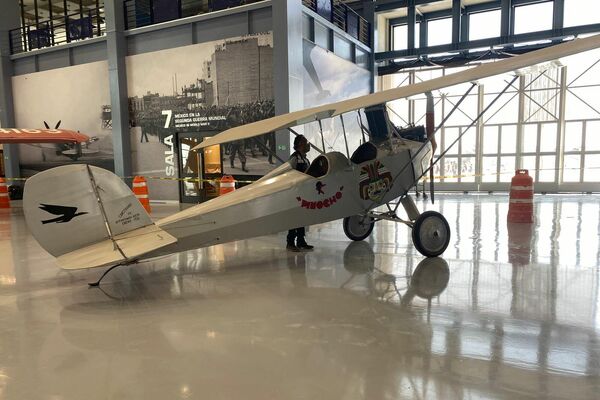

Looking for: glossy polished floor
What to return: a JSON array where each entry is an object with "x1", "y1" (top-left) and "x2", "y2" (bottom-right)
[{"x1": 1, "y1": 194, "x2": 599, "y2": 399}]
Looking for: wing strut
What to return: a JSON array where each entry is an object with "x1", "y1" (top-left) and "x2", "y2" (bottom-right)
[
  {"x1": 357, "y1": 112, "x2": 367, "y2": 144},
  {"x1": 85, "y1": 164, "x2": 126, "y2": 259},
  {"x1": 339, "y1": 115, "x2": 351, "y2": 164},
  {"x1": 251, "y1": 137, "x2": 285, "y2": 164},
  {"x1": 317, "y1": 119, "x2": 326, "y2": 152}
]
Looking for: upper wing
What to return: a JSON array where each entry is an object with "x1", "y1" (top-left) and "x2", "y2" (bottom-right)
[
  {"x1": 194, "y1": 34, "x2": 600, "y2": 151},
  {"x1": 0, "y1": 128, "x2": 89, "y2": 144}
]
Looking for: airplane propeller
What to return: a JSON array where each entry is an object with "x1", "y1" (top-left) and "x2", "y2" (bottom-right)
[
  {"x1": 43, "y1": 120, "x2": 61, "y2": 129},
  {"x1": 425, "y1": 92, "x2": 436, "y2": 204}
]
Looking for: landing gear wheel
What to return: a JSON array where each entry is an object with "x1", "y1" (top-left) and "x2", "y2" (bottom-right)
[
  {"x1": 411, "y1": 211, "x2": 450, "y2": 257},
  {"x1": 343, "y1": 215, "x2": 375, "y2": 241}
]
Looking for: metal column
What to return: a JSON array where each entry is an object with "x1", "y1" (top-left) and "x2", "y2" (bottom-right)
[
  {"x1": 105, "y1": 0, "x2": 132, "y2": 180},
  {"x1": 362, "y1": 0, "x2": 376, "y2": 93},
  {"x1": 273, "y1": 0, "x2": 304, "y2": 161},
  {"x1": 0, "y1": 2, "x2": 22, "y2": 181},
  {"x1": 556, "y1": 66, "x2": 568, "y2": 185}
]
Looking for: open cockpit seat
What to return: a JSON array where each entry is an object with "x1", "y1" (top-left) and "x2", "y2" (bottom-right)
[
  {"x1": 306, "y1": 155, "x2": 329, "y2": 178},
  {"x1": 350, "y1": 142, "x2": 378, "y2": 164},
  {"x1": 305, "y1": 152, "x2": 350, "y2": 178}
]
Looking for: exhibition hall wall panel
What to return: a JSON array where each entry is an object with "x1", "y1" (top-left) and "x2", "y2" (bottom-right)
[
  {"x1": 126, "y1": 32, "x2": 275, "y2": 200},
  {"x1": 302, "y1": 40, "x2": 370, "y2": 156},
  {"x1": 11, "y1": 60, "x2": 114, "y2": 177}
]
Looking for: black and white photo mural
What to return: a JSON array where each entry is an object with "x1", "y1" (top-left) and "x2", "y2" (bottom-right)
[{"x1": 127, "y1": 32, "x2": 275, "y2": 200}]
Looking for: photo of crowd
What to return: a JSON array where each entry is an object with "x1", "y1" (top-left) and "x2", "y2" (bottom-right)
[{"x1": 127, "y1": 33, "x2": 276, "y2": 183}]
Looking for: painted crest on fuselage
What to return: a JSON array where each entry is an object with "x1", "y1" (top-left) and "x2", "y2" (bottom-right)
[{"x1": 359, "y1": 161, "x2": 393, "y2": 201}]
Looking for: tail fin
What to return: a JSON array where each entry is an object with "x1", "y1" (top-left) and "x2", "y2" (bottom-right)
[{"x1": 23, "y1": 165, "x2": 176, "y2": 269}]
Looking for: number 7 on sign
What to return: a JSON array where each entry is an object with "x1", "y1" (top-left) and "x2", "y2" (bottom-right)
[{"x1": 162, "y1": 110, "x2": 172, "y2": 128}]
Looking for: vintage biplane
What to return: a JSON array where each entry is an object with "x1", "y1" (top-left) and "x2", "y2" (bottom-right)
[
  {"x1": 0, "y1": 121, "x2": 98, "y2": 161},
  {"x1": 20, "y1": 34, "x2": 600, "y2": 285},
  {"x1": 0, "y1": 125, "x2": 89, "y2": 144}
]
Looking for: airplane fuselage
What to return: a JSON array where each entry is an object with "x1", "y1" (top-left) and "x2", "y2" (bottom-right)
[{"x1": 151, "y1": 138, "x2": 431, "y2": 257}]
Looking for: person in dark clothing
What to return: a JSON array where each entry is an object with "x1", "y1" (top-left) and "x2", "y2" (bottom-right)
[
  {"x1": 229, "y1": 140, "x2": 248, "y2": 172},
  {"x1": 265, "y1": 132, "x2": 276, "y2": 164},
  {"x1": 140, "y1": 128, "x2": 149, "y2": 143},
  {"x1": 287, "y1": 135, "x2": 314, "y2": 252}
]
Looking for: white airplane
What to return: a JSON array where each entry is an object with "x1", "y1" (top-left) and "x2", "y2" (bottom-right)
[{"x1": 21, "y1": 34, "x2": 600, "y2": 285}]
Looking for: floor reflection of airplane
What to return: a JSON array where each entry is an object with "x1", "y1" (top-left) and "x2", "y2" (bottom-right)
[
  {"x1": 20, "y1": 35, "x2": 600, "y2": 285},
  {"x1": 340, "y1": 241, "x2": 450, "y2": 310}
]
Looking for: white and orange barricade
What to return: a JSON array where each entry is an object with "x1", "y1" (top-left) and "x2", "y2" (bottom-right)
[
  {"x1": 0, "y1": 178, "x2": 10, "y2": 209},
  {"x1": 507, "y1": 169, "x2": 534, "y2": 223},
  {"x1": 219, "y1": 175, "x2": 236, "y2": 196},
  {"x1": 132, "y1": 176, "x2": 151, "y2": 213}
]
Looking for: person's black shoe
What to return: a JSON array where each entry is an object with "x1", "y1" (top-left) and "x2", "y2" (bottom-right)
[
  {"x1": 242, "y1": 162, "x2": 249, "y2": 173},
  {"x1": 287, "y1": 244, "x2": 300, "y2": 252},
  {"x1": 297, "y1": 243, "x2": 314, "y2": 251}
]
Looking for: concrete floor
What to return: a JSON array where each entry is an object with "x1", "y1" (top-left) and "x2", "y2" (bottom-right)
[{"x1": 0, "y1": 194, "x2": 599, "y2": 399}]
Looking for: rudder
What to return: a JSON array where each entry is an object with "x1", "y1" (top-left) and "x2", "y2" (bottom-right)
[{"x1": 23, "y1": 164, "x2": 154, "y2": 258}]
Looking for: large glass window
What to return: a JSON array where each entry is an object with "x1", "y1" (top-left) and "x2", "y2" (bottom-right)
[
  {"x1": 564, "y1": 0, "x2": 600, "y2": 27},
  {"x1": 392, "y1": 23, "x2": 420, "y2": 51},
  {"x1": 428, "y1": 18, "x2": 452, "y2": 47},
  {"x1": 392, "y1": 24, "x2": 408, "y2": 51},
  {"x1": 586, "y1": 121, "x2": 600, "y2": 151},
  {"x1": 380, "y1": 48, "x2": 600, "y2": 190},
  {"x1": 514, "y1": 2, "x2": 553, "y2": 34},
  {"x1": 584, "y1": 154, "x2": 600, "y2": 182},
  {"x1": 469, "y1": 9, "x2": 501, "y2": 41},
  {"x1": 563, "y1": 121, "x2": 583, "y2": 183}
]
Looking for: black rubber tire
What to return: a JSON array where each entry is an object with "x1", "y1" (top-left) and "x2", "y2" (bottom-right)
[
  {"x1": 343, "y1": 215, "x2": 375, "y2": 241},
  {"x1": 411, "y1": 211, "x2": 450, "y2": 257}
]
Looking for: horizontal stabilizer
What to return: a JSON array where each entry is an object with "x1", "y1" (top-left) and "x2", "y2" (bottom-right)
[
  {"x1": 194, "y1": 34, "x2": 600, "y2": 150},
  {"x1": 57, "y1": 224, "x2": 177, "y2": 270}
]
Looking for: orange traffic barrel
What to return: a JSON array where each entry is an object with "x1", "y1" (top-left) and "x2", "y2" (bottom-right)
[
  {"x1": 0, "y1": 178, "x2": 10, "y2": 209},
  {"x1": 507, "y1": 169, "x2": 533, "y2": 223},
  {"x1": 132, "y1": 176, "x2": 151, "y2": 213},
  {"x1": 219, "y1": 175, "x2": 236, "y2": 196}
]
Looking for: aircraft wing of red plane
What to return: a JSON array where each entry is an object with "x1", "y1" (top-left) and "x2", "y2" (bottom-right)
[{"x1": 0, "y1": 128, "x2": 89, "y2": 144}]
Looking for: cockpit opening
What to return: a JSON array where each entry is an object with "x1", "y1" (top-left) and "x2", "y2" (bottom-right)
[
  {"x1": 306, "y1": 155, "x2": 329, "y2": 178},
  {"x1": 350, "y1": 142, "x2": 378, "y2": 164}
]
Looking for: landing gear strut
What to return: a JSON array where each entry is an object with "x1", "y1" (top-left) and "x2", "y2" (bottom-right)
[{"x1": 351, "y1": 196, "x2": 450, "y2": 257}]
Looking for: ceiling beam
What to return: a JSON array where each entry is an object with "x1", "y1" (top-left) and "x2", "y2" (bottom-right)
[{"x1": 375, "y1": 0, "x2": 447, "y2": 13}]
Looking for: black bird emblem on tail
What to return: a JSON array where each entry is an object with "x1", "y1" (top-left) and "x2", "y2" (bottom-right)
[{"x1": 39, "y1": 204, "x2": 88, "y2": 224}]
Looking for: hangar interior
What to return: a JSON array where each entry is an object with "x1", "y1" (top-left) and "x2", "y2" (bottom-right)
[{"x1": 0, "y1": 1, "x2": 600, "y2": 399}]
